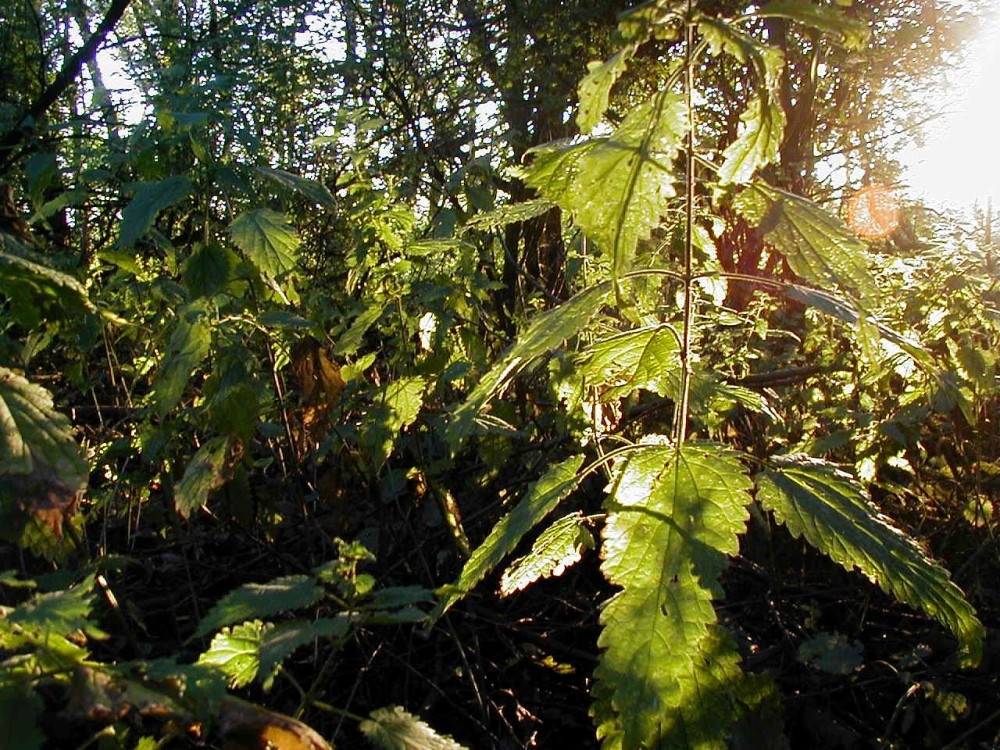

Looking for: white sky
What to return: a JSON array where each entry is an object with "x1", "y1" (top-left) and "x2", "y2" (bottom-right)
[{"x1": 898, "y1": 6, "x2": 1000, "y2": 210}]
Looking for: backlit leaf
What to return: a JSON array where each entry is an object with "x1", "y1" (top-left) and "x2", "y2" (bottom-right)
[
  {"x1": 360, "y1": 705, "x2": 468, "y2": 750},
  {"x1": 9, "y1": 578, "x2": 94, "y2": 635},
  {"x1": 194, "y1": 575, "x2": 324, "y2": 638},
  {"x1": 119, "y1": 176, "x2": 192, "y2": 250},
  {"x1": 499, "y1": 512, "x2": 593, "y2": 596},
  {"x1": 228, "y1": 208, "x2": 299, "y2": 277},
  {"x1": 595, "y1": 441, "x2": 752, "y2": 748},
  {"x1": 527, "y1": 91, "x2": 688, "y2": 279},
  {"x1": 578, "y1": 324, "x2": 682, "y2": 401},
  {"x1": 757, "y1": 0, "x2": 869, "y2": 50},
  {"x1": 718, "y1": 96, "x2": 785, "y2": 185},
  {"x1": 735, "y1": 183, "x2": 877, "y2": 305},
  {"x1": 448, "y1": 282, "x2": 611, "y2": 445},
  {"x1": 198, "y1": 619, "x2": 266, "y2": 688},
  {"x1": 756, "y1": 456, "x2": 984, "y2": 667},
  {"x1": 430, "y1": 455, "x2": 585, "y2": 622}
]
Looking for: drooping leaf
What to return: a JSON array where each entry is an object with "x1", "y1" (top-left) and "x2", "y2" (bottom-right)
[
  {"x1": 174, "y1": 436, "x2": 233, "y2": 518},
  {"x1": 256, "y1": 166, "x2": 336, "y2": 209},
  {"x1": 576, "y1": 0, "x2": 679, "y2": 132},
  {"x1": 757, "y1": 0, "x2": 869, "y2": 50},
  {"x1": 448, "y1": 282, "x2": 611, "y2": 445},
  {"x1": 778, "y1": 283, "x2": 929, "y2": 361},
  {"x1": 499, "y1": 512, "x2": 593, "y2": 596},
  {"x1": 152, "y1": 301, "x2": 212, "y2": 417},
  {"x1": 756, "y1": 455, "x2": 984, "y2": 667},
  {"x1": 0, "y1": 236, "x2": 94, "y2": 327},
  {"x1": 228, "y1": 208, "x2": 299, "y2": 277},
  {"x1": 0, "y1": 684, "x2": 44, "y2": 750},
  {"x1": 429, "y1": 455, "x2": 585, "y2": 623},
  {"x1": 595, "y1": 441, "x2": 752, "y2": 748},
  {"x1": 119, "y1": 176, "x2": 192, "y2": 250},
  {"x1": 194, "y1": 575, "x2": 324, "y2": 639},
  {"x1": 0, "y1": 370, "x2": 87, "y2": 536},
  {"x1": 734, "y1": 184, "x2": 877, "y2": 305},
  {"x1": 360, "y1": 705, "x2": 468, "y2": 750},
  {"x1": 718, "y1": 96, "x2": 786, "y2": 185},
  {"x1": 578, "y1": 324, "x2": 682, "y2": 401}
]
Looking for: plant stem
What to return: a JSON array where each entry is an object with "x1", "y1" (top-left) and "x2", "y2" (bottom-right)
[{"x1": 674, "y1": 0, "x2": 697, "y2": 445}]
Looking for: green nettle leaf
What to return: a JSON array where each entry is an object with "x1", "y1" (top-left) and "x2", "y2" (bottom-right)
[
  {"x1": 697, "y1": 17, "x2": 784, "y2": 90},
  {"x1": 152, "y1": 301, "x2": 212, "y2": 417},
  {"x1": 228, "y1": 208, "x2": 300, "y2": 277},
  {"x1": 8, "y1": 579, "x2": 94, "y2": 635},
  {"x1": 577, "y1": 48, "x2": 636, "y2": 133},
  {"x1": 0, "y1": 684, "x2": 44, "y2": 750},
  {"x1": 174, "y1": 435, "x2": 232, "y2": 518},
  {"x1": 757, "y1": 0, "x2": 869, "y2": 50},
  {"x1": 718, "y1": 96, "x2": 786, "y2": 185},
  {"x1": 256, "y1": 166, "x2": 336, "y2": 209},
  {"x1": 360, "y1": 705, "x2": 469, "y2": 750},
  {"x1": 430, "y1": 455, "x2": 585, "y2": 622},
  {"x1": 461, "y1": 199, "x2": 556, "y2": 232},
  {"x1": 499, "y1": 512, "x2": 593, "y2": 596},
  {"x1": 362, "y1": 376, "x2": 428, "y2": 469},
  {"x1": 197, "y1": 619, "x2": 266, "y2": 688},
  {"x1": 756, "y1": 456, "x2": 985, "y2": 668},
  {"x1": 183, "y1": 242, "x2": 235, "y2": 299},
  {"x1": 528, "y1": 91, "x2": 688, "y2": 279},
  {"x1": 594, "y1": 442, "x2": 752, "y2": 748},
  {"x1": 518, "y1": 138, "x2": 600, "y2": 203},
  {"x1": 334, "y1": 303, "x2": 385, "y2": 356},
  {"x1": 257, "y1": 617, "x2": 349, "y2": 690},
  {"x1": 448, "y1": 282, "x2": 611, "y2": 445},
  {"x1": 0, "y1": 367, "x2": 88, "y2": 492},
  {"x1": 0, "y1": 238, "x2": 95, "y2": 327},
  {"x1": 119, "y1": 175, "x2": 193, "y2": 250},
  {"x1": 197, "y1": 617, "x2": 349, "y2": 691},
  {"x1": 194, "y1": 575, "x2": 324, "y2": 639},
  {"x1": 735, "y1": 183, "x2": 877, "y2": 304},
  {"x1": 578, "y1": 324, "x2": 682, "y2": 401}
]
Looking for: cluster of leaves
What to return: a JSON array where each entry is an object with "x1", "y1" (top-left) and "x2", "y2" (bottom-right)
[{"x1": 0, "y1": 0, "x2": 996, "y2": 747}]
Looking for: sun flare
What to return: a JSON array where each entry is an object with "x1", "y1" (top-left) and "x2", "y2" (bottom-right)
[{"x1": 901, "y1": 10, "x2": 1000, "y2": 209}]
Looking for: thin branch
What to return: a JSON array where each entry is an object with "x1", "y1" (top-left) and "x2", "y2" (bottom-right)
[{"x1": 0, "y1": 0, "x2": 133, "y2": 172}]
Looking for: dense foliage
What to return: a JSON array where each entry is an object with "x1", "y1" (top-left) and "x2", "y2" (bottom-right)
[{"x1": 1, "y1": 0, "x2": 997, "y2": 748}]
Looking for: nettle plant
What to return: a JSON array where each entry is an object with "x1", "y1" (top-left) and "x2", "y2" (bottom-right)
[{"x1": 432, "y1": 1, "x2": 984, "y2": 747}]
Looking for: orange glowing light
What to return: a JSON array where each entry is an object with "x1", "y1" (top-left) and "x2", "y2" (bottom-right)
[{"x1": 847, "y1": 184, "x2": 900, "y2": 240}]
